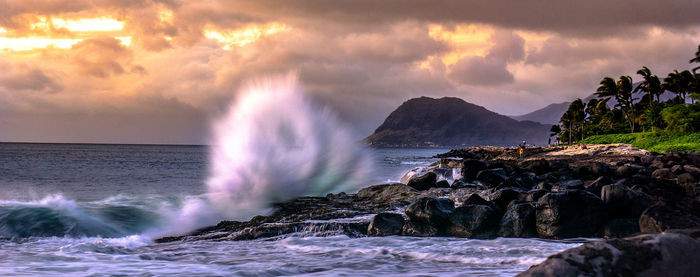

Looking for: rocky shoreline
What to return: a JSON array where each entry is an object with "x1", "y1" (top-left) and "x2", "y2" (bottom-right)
[{"x1": 157, "y1": 144, "x2": 700, "y2": 275}]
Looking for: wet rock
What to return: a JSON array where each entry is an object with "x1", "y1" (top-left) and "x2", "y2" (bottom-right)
[
  {"x1": 639, "y1": 204, "x2": 700, "y2": 233},
  {"x1": 600, "y1": 184, "x2": 653, "y2": 218},
  {"x1": 522, "y1": 159, "x2": 551, "y2": 175},
  {"x1": 367, "y1": 213, "x2": 405, "y2": 236},
  {"x1": 435, "y1": 180, "x2": 450, "y2": 188},
  {"x1": 232, "y1": 221, "x2": 369, "y2": 240},
  {"x1": 536, "y1": 190, "x2": 608, "y2": 239},
  {"x1": 461, "y1": 159, "x2": 489, "y2": 181},
  {"x1": 601, "y1": 218, "x2": 640, "y2": 238},
  {"x1": 524, "y1": 189, "x2": 547, "y2": 202},
  {"x1": 476, "y1": 168, "x2": 507, "y2": 188},
  {"x1": 585, "y1": 176, "x2": 613, "y2": 196},
  {"x1": 670, "y1": 164, "x2": 685, "y2": 175},
  {"x1": 404, "y1": 197, "x2": 455, "y2": 228},
  {"x1": 407, "y1": 172, "x2": 437, "y2": 191},
  {"x1": 401, "y1": 221, "x2": 438, "y2": 237},
  {"x1": 552, "y1": 179, "x2": 584, "y2": 192},
  {"x1": 448, "y1": 204, "x2": 502, "y2": 238},
  {"x1": 684, "y1": 164, "x2": 700, "y2": 176},
  {"x1": 652, "y1": 168, "x2": 676, "y2": 180},
  {"x1": 677, "y1": 173, "x2": 697, "y2": 196},
  {"x1": 499, "y1": 201, "x2": 537, "y2": 238},
  {"x1": 535, "y1": 182, "x2": 552, "y2": 191},
  {"x1": 356, "y1": 183, "x2": 419, "y2": 204},
  {"x1": 616, "y1": 164, "x2": 640, "y2": 178},
  {"x1": 462, "y1": 194, "x2": 491, "y2": 206},
  {"x1": 517, "y1": 231, "x2": 700, "y2": 277},
  {"x1": 490, "y1": 187, "x2": 526, "y2": 209}
]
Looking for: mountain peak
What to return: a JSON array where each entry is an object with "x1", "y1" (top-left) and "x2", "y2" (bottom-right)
[{"x1": 366, "y1": 97, "x2": 550, "y2": 147}]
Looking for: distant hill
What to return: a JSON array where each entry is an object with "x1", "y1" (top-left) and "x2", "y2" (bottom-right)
[
  {"x1": 511, "y1": 87, "x2": 679, "y2": 125},
  {"x1": 365, "y1": 97, "x2": 551, "y2": 148},
  {"x1": 511, "y1": 102, "x2": 570, "y2": 124}
]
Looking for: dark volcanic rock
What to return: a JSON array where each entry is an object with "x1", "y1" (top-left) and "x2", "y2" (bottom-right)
[
  {"x1": 401, "y1": 220, "x2": 438, "y2": 237},
  {"x1": 584, "y1": 176, "x2": 613, "y2": 196},
  {"x1": 600, "y1": 184, "x2": 653, "y2": 218},
  {"x1": 652, "y1": 168, "x2": 676, "y2": 180},
  {"x1": 639, "y1": 204, "x2": 700, "y2": 233},
  {"x1": 601, "y1": 218, "x2": 640, "y2": 238},
  {"x1": 367, "y1": 213, "x2": 405, "y2": 236},
  {"x1": 405, "y1": 197, "x2": 455, "y2": 229},
  {"x1": 356, "y1": 183, "x2": 419, "y2": 204},
  {"x1": 522, "y1": 159, "x2": 552, "y2": 175},
  {"x1": 490, "y1": 187, "x2": 526, "y2": 209},
  {"x1": 476, "y1": 168, "x2": 507, "y2": 188},
  {"x1": 435, "y1": 180, "x2": 450, "y2": 188},
  {"x1": 498, "y1": 201, "x2": 537, "y2": 238},
  {"x1": 524, "y1": 189, "x2": 547, "y2": 202},
  {"x1": 407, "y1": 172, "x2": 437, "y2": 191},
  {"x1": 461, "y1": 159, "x2": 489, "y2": 181},
  {"x1": 462, "y1": 194, "x2": 491, "y2": 206},
  {"x1": 517, "y1": 231, "x2": 700, "y2": 277},
  {"x1": 536, "y1": 190, "x2": 608, "y2": 239},
  {"x1": 448, "y1": 204, "x2": 502, "y2": 238}
]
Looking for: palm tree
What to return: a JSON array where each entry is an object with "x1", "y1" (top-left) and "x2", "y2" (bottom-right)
[
  {"x1": 634, "y1": 66, "x2": 662, "y2": 107},
  {"x1": 560, "y1": 99, "x2": 586, "y2": 143},
  {"x1": 690, "y1": 44, "x2": 700, "y2": 73},
  {"x1": 664, "y1": 70, "x2": 694, "y2": 103},
  {"x1": 596, "y1": 76, "x2": 637, "y2": 132}
]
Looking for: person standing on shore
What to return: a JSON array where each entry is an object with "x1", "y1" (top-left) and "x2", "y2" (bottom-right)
[{"x1": 519, "y1": 140, "x2": 526, "y2": 159}]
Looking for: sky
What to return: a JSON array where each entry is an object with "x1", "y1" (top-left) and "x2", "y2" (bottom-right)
[{"x1": 1, "y1": 0, "x2": 700, "y2": 144}]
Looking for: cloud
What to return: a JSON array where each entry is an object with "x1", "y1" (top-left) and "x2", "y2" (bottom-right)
[
  {"x1": 1, "y1": 0, "x2": 700, "y2": 143},
  {"x1": 0, "y1": 64, "x2": 62, "y2": 93}
]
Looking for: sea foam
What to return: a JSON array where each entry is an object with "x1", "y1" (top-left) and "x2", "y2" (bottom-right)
[{"x1": 206, "y1": 73, "x2": 373, "y2": 219}]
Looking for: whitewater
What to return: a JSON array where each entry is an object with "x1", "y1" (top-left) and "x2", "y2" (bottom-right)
[{"x1": 0, "y1": 76, "x2": 581, "y2": 276}]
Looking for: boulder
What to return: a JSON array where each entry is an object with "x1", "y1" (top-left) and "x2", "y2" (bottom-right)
[
  {"x1": 670, "y1": 164, "x2": 685, "y2": 175},
  {"x1": 517, "y1": 231, "x2": 700, "y2": 277},
  {"x1": 404, "y1": 197, "x2": 455, "y2": 228},
  {"x1": 639, "y1": 204, "x2": 700, "y2": 233},
  {"x1": 367, "y1": 213, "x2": 405, "y2": 236},
  {"x1": 462, "y1": 193, "x2": 491, "y2": 206},
  {"x1": 356, "y1": 183, "x2": 419, "y2": 204},
  {"x1": 536, "y1": 190, "x2": 608, "y2": 239},
  {"x1": 651, "y1": 168, "x2": 676, "y2": 180},
  {"x1": 683, "y1": 164, "x2": 700, "y2": 174},
  {"x1": 498, "y1": 201, "x2": 537, "y2": 238},
  {"x1": 435, "y1": 180, "x2": 450, "y2": 188},
  {"x1": 677, "y1": 173, "x2": 697, "y2": 196},
  {"x1": 401, "y1": 220, "x2": 438, "y2": 237},
  {"x1": 585, "y1": 176, "x2": 613, "y2": 196},
  {"x1": 490, "y1": 187, "x2": 526, "y2": 209},
  {"x1": 476, "y1": 168, "x2": 507, "y2": 188},
  {"x1": 447, "y1": 204, "x2": 501, "y2": 238},
  {"x1": 523, "y1": 159, "x2": 552, "y2": 175},
  {"x1": 600, "y1": 184, "x2": 653, "y2": 218},
  {"x1": 407, "y1": 172, "x2": 437, "y2": 191},
  {"x1": 460, "y1": 159, "x2": 488, "y2": 181},
  {"x1": 524, "y1": 189, "x2": 547, "y2": 202},
  {"x1": 601, "y1": 218, "x2": 640, "y2": 238},
  {"x1": 616, "y1": 164, "x2": 643, "y2": 178}
]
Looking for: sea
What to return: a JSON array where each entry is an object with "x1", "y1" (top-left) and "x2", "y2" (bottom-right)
[{"x1": 0, "y1": 143, "x2": 581, "y2": 276}]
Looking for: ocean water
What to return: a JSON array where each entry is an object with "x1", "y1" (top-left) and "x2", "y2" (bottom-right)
[{"x1": 0, "y1": 143, "x2": 579, "y2": 276}]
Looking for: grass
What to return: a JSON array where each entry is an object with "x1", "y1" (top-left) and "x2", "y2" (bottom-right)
[{"x1": 579, "y1": 132, "x2": 700, "y2": 153}]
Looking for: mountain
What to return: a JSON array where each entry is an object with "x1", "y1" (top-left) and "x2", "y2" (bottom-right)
[
  {"x1": 511, "y1": 102, "x2": 569, "y2": 124},
  {"x1": 365, "y1": 96, "x2": 551, "y2": 148},
  {"x1": 511, "y1": 88, "x2": 680, "y2": 125}
]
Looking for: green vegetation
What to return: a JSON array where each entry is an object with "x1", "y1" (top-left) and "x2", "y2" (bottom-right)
[
  {"x1": 550, "y1": 44, "x2": 700, "y2": 152},
  {"x1": 580, "y1": 132, "x2": 700, "y2": 153}
]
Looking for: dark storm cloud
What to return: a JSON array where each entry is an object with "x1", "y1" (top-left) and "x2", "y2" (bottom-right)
[
  {"x1": 0, "y1": 65, "x2": 62, "y2": 93},
  {"x1": 234, "y1": 0, "x2": 700, "y2": 35}
]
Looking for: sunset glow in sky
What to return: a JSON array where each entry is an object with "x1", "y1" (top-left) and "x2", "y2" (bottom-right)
[{"x1": 1, "y1": 0, "x2": 700, "y2": 144}]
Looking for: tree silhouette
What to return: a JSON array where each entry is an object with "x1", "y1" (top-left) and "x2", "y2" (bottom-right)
[
  {"x1": 596, "y1": 76, "x2": 636, "y2": 132},
  {"x1": 691, "y1": 45, "x2": 700, "y2": 73},
  {"x1": 635, "y1": 66, "x2": 662, "y2": 107}
]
